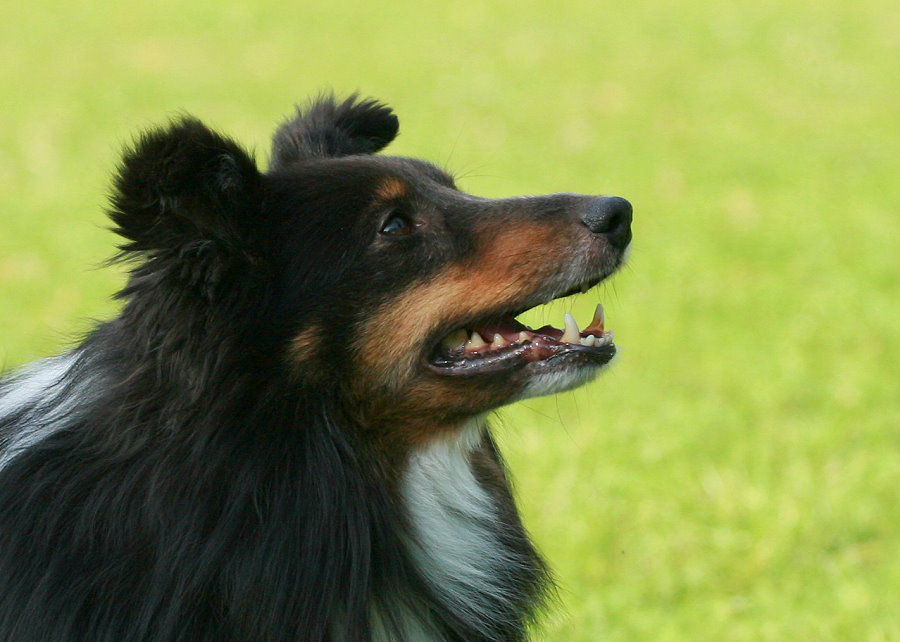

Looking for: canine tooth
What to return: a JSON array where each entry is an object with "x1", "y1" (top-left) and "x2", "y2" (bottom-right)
[
  {"x1": 465, "y1": 331, "x2": 487, "y2": 351},
  {"x1": 442, "y1": 329, "x2": 468, "y2": 350},
  {"x1": 492, "y1": 333, "x2": 509, "y2": 348},
  {"x1": 561, "y1": 313, "x2": 581, "y2": 344},
  {"x1": 584, "y1": 303, "x2": 605, "y2": 333},
  {"x1": 517, "y1": 331, "x2": 531, "y2": 343}
]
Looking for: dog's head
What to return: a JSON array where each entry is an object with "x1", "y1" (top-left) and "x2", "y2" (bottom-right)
[{"x1": 110, "y1": 95, "x2": 631, "y2": 440}]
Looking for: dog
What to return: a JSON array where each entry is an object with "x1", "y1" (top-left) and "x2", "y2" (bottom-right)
[{"x1": 0, "y1": 95, "x2": 632, "y2": 641}]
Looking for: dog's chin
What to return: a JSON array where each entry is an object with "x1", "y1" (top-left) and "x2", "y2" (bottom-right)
[{"x1": 514, "y1": 351, "x2": 612, "y2": 400}]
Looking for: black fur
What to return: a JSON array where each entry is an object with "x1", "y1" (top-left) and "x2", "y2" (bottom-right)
[{"x1": 270, "y1": 94, "x2": 400, "y2": 169}]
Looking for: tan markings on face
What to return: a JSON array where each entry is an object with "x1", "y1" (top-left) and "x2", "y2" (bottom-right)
[
  {"x1": 288, "y1": 326, "x2": 321, "y2": 374},
  {"x1": 354, "y1": 221, "x2": 570, "y2": 390},
  {"x1": 374, "y1": 177, "x2": 408, "y2": 201}
]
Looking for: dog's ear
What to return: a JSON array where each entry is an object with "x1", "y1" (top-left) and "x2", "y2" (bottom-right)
[
  {"x1": 269, "y1": 94, "x2": 399, "y2": 170},
  {"x1": 109, "y1": 118, "x2": 262, "y2": 256}
]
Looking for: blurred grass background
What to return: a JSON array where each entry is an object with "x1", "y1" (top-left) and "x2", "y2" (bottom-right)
[{"x1": 1, "y1": 0, "x2": 897, "y2": 639}]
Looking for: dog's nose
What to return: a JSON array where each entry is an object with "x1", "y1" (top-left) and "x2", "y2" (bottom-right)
[{"x1": 583, "y1": 196, "x2": 633, "y2": 249}]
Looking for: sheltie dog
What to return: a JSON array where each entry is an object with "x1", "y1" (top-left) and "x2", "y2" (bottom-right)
[{"x1": 0, "y1": 95, "x2": 632, "y2": 641}]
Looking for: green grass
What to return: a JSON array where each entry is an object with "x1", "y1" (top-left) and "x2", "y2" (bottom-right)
[{"x1": 1, "y1": 0, "x2": 897, "y2": 639}]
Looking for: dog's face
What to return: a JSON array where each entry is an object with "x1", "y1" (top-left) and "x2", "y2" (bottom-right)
[{"x1": 110, "y1": 96, "x2": 631, "y2": 441}]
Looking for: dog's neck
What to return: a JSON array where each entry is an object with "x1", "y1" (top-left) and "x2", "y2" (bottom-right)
[{"x1": 381, "y1": 417, "x2": 539, "y2": 640}]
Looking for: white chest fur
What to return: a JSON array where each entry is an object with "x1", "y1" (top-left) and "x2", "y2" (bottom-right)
[
  {"x1": 395, "y1": 419, "x2": 523, "y2": 639},
  {"x1": 0, "y1": 353, "x2": 82, "y2": 470}
]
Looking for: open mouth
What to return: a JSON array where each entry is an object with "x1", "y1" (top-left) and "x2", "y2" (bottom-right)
[{"x1": 427, "y1": 300, "x2": 615, "y2": 377}]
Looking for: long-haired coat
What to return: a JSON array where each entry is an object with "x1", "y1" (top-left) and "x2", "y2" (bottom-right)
[{"x1": 0, "y1": 95, "x2": 632, "y2": 641}]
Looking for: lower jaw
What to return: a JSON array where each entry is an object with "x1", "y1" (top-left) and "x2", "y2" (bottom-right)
[
  {"x1": 515, "y1": 358, "x2": 610, "y2": 399},
  {"x1": 427, "y1": 342, "x2": 616, "y2": 378}
]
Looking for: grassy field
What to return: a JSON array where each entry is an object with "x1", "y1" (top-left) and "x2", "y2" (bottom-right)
[{"x1": 1, "y1": 0, "x2": 897, "y2": 639}]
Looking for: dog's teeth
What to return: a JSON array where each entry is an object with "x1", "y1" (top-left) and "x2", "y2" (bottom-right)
[
  {"x1": 517, "y1": 331, "x2": 531, "y2": 343},
  {"x1": 580, "y1": 335, "x2": 596, "y2": 346},
  {"x1": 492, "y1": 333, "x2": 509, "y2": 348},
  {"x1": 561, "y1": 313, "x2": 581, "y2": 344},
  {"x1": 465, "y1": 331, "x2": 487, "y2": 352},
  {"x1": 442, "y1": 329, "x2": 468, "y2": 351},
  {"x1": 584, "y1": 303, "x2": 605, "y2": 333}
]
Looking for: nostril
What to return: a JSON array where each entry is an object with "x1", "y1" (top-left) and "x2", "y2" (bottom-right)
[{"x1": 583, "y1": 196, "x2": 633, "y2": 249}]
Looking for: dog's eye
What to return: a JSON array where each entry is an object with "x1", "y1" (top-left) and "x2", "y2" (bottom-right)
[{"x1": 379, "y1": 210, "x2": 414, "y2": 236}]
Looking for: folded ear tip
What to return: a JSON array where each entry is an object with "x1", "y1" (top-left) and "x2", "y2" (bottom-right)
[
  {"x1": 349, "y1": 99, "x2": 399, "y2": 148},
  {"x1": 269, "y1": 94, "x2": 400, "y2": 168}
]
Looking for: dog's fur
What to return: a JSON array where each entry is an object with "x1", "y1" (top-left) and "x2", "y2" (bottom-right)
[{"x1": 0, "y1": 95, "x2": 631, "y2": 641}]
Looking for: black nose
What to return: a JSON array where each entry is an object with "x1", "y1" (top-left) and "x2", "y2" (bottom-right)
[{"x1": 583, "y1": 196, "x2": 633, "y2": 249}]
